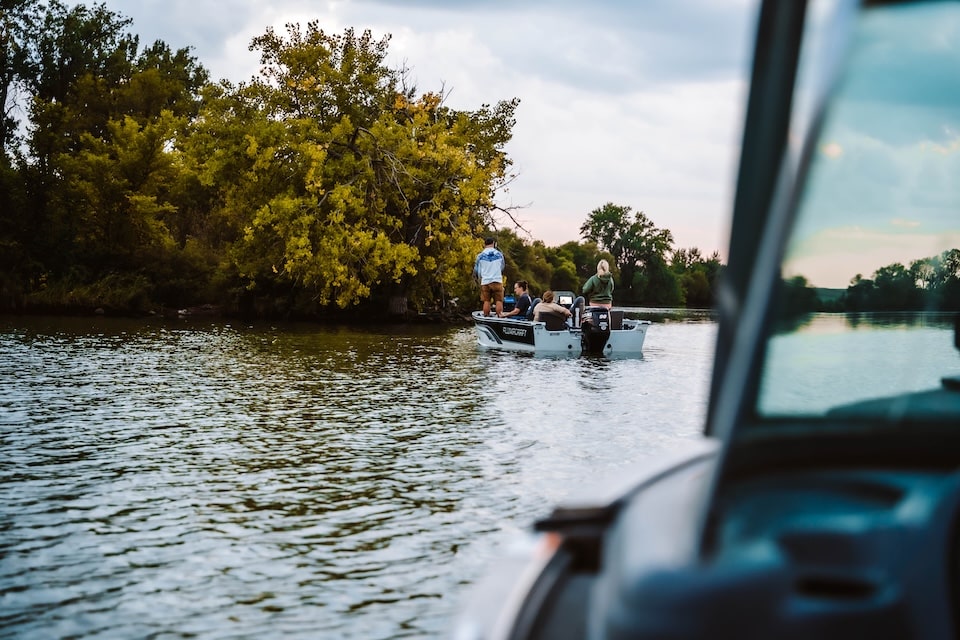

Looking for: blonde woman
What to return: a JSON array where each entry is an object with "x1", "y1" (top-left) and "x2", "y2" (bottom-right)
[{"x1": 581, "y1": 259, "x2": 614, "y2": 308}]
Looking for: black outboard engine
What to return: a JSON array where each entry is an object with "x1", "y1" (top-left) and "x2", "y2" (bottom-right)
[{"x1": 581, "y1": 306, "x2": 611, "y2": 354}]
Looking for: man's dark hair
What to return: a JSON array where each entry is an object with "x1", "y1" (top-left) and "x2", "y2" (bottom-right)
[
  {"x1": 516, "y1": 280, "x2": 528, "y2": 291},
  {"x1": 484, "y1": 237, "x2": 495, "y2": 246}
]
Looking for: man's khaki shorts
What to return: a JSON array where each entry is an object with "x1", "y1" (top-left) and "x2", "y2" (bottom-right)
[{"x1": 480, "y1": 282, "x2": 504, "y2": 303}]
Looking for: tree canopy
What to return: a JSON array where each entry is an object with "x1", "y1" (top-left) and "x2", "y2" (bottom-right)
[
  {"x1": 777, "y1": 248, "x2": 960, "y2": 316},
  {"x1": 0, "y1": 2, "x2": 726, "y2": 318},
  {"x1": 580, "y1": 202, "x2": 682, "y2": 306}
]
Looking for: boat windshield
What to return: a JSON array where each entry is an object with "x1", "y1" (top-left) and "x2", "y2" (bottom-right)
[{"x1": 755, "y1": 1, "x2": 960, "y2": 420}]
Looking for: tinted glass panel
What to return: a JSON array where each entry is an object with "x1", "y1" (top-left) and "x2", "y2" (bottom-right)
[{"x1": 757, "y1": 2, "x2": 960, "y2": 417}]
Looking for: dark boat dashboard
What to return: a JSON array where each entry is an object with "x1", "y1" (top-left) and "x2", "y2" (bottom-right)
[
  {"x1": 589, "y1": 466, "x2": 960, "y2": 640},
  {"x1": 457, "y1": 432, "x2": 960, "y2": 640}
]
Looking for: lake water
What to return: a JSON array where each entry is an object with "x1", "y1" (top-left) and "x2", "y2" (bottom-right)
[{"x1": 0, "y1": 312, "x2": 717, "y2": 639}]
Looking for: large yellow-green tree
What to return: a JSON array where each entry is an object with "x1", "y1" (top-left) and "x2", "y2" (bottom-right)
[{"x1": 204, "y1": 23, "x2": 520, "y2": 316}]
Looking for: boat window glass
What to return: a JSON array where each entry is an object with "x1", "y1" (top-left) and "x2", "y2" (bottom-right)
[{"x1": 756, "y1": 1, "x2": 960, "y2": 418}]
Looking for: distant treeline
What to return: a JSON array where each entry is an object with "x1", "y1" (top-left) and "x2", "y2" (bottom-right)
[
  {"x1": 780, "y1": 248, "x2": 960, "y2": 315},
  {"x1": 495, "y1": 203, "x2": 723, "y2": 311},
  {"x1": 0, "y1": 2, "x2": 722, "y2": 320}
]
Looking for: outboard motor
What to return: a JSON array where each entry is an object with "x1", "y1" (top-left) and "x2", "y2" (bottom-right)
[{"x1": 580, "y1": 306, "x2": 611, "y2": 354}]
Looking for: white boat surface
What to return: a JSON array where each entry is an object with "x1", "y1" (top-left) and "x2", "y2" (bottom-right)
[{"x1": 471, "y1": 307, "x2": 650, "y2": 356}]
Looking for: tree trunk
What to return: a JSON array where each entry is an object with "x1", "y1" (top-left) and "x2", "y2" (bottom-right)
[{"x1": 388, "y1": 294, "x2": 408, "y2": 316}]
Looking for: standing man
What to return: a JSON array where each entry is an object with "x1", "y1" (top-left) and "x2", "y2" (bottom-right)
[{"x1": 473, "y1": 237, "x2": 506, "y2": 317}]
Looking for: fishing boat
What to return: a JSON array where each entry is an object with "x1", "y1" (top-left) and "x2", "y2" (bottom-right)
[
  {"x1": 472, "y1": 291, "x2": 650, "y2": 355},
  {"x1": 455, "y1": 0, "x2": 960, "y2": 638}
]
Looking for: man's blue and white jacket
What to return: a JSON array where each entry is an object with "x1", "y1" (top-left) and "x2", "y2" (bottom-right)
[{"x1": 473, "y1": 247, "x2": 505, "y2": 285}]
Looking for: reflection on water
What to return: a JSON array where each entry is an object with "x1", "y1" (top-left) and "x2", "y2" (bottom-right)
[
  {"x1": 0, "y1": 315, "x2": 715, "y2": 639},
  {"x1": 760, "y1": 312, "x2": 960, "y2": 415},
  {"x1": 775, "y1": 310, "x2": 958, "y2": 335},
  {"x1": 842, "y1": 311, "x2": 957, "y2": 330}
]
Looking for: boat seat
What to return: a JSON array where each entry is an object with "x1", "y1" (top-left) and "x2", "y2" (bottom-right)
[
  {"x1": 539, "y1": 311, "x2": 568, "y2": 331},
  {"x1": 528, "y1": 298, "x2": 541, "y2": 320},
  {"x1": 610, "y1": 309, "x2": 623, "y2": 330}
]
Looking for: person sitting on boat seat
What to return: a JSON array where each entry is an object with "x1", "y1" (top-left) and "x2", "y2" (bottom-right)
[
  {"x1": 503, "y1": 280, "x2": 534, "y2": 319},
  {"x1": 533, "y1": 290, "x2": 573, "y2": 329},
  {"x1": 569, "y1": 295, "x2": 586, "y2": 327}
]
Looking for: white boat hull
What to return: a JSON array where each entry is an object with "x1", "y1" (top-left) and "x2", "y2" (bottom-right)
[{"x1": 471, "y1": 311, "x2": 650, "y2": 355}]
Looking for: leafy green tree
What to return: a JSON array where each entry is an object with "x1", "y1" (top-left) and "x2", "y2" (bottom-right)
[
  {"x1": 906, "y1": 249, "x2": 960, "y2": 311},
  {"x1": 580, "y1": 202, "x2": 674, "y2": 304},
  {"x1": 0, "y1": 157, "x2": 29, "y2": 308},
  {"x1": 680, "y1": 270, "x2": 710, "y2": 307},
  {"x1": 250, "y1": 24, "x2": 396, "y2": 128},
  {"x1": 635, "y1": 255, "x2": 683, "y2": 307},
  {"x1": 843, "y1": 262, "x2": 923, "y2": 312},
  {"x1": 672, "y1": 247, "x2": 722, "y2": 308},
  {"x1": 28, "y1": 2, "x2": 137, "y2": 154},
  {"x1": 544, "y1": 245, "x2": 579, "y2": 292},
  {"x1": 873, "y1": 263, "x2": 919, "y2": 310},
  {"x1": 217, "y1": 23, "x2": 518, "y2": 317},
  {"x1": 932, "y1": 249, "x2": 960, "y2": 310},
  {"x1": 12, "y1": 1, "x2": 144, "y2": 299},
  {"x1": 844, "y1": 274, "x2": 875, "y2": 311},
  {"x1": 8, "y1": 1, "x2": 211, "y2": 310},
  {"x1": 579, "y1": 202, "x2": 632, "y2": 256},
  {"x1": 778, "y1": 274, "x2": 820, "y2": 316},
  {"x1": 939, "y1": 277, "x2": 960, "y2": 312},
  {"x1": 57, "y1": 112, "x2": 181, "y2": 272},
  {"x1": 0, "y1": 0, "x2": 43, "y2": 159},
  {"x1": 0, "y1": 0, "x2": 48, "y2": 307},
  {"x1": 554, "y1": 240, "x2": 605, "y2": 283}
]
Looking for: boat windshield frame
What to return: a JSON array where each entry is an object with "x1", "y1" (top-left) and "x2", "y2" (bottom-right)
[{"x1": 709, "y1": 0, "x2": 960, "y2": 450}]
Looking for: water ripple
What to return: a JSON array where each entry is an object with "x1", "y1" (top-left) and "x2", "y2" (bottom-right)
[{"x1": 0, "y1": 315, "x2": 714, "y2": 638}]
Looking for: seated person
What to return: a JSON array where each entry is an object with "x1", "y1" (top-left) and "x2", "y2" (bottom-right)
[
  {"x1": 502, "y1": 280, "x2": 533, "y2": 319},
  {"x1": 532, "y1": 290, "x2": 573, "y2": 322}
]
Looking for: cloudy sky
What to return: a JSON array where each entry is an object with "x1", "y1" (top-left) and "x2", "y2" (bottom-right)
[
  {"x1": 78, "y1": 0, "x2": 760, "y2": 256},
  {"x1": 781, "y1": 2, "x2": 960, "y2": 288}
]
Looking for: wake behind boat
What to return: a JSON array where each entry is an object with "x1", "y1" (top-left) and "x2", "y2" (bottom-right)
[{"x1": 472, "y1": 292, "x2": 650, "y2": 355}]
